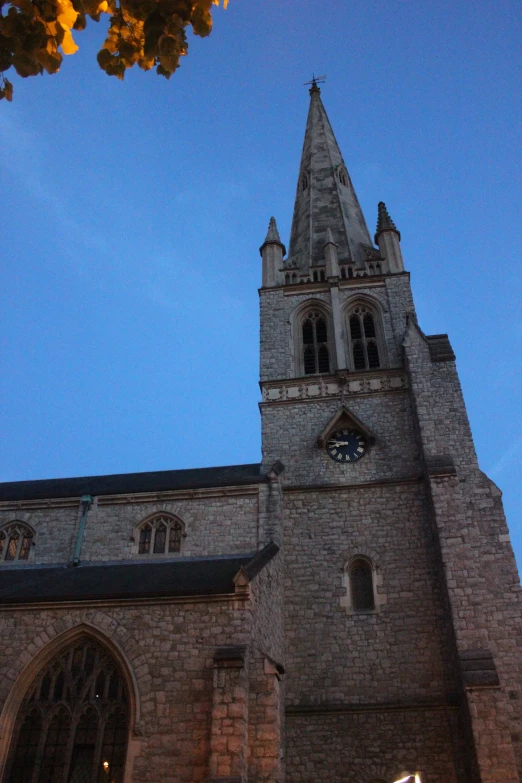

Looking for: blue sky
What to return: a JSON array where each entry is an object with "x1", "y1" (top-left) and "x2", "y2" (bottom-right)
[{"x1": 1, "y1": 1, "x2": 521, "y2": 563}]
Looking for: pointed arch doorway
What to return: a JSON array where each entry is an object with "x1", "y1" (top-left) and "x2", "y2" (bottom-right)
[{"x1": 5, "y1": 637, "x2": 129, "y2": 783}]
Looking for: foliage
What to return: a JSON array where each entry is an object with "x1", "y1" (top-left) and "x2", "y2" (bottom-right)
[{"x1": 0, "y1": 0, "x2": 227, "y2": 100}]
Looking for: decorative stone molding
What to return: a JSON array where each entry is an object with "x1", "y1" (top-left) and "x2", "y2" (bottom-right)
[
  {"x1": 459, "y1": 649, "x2": 500, "y2": 689},
  {"x1": 213, "y1": 645, "x2": 248, "y2": 668},
  {"x1": 425, "y1": 455, "x2": 456, "y2": 477},
  {"x1": 317, "y1": 405, "x2": 376, "y2": 449},
  {"x1": 426, "y1": 334, "x2": 456, "y2": 362},
  {"x1": 261, "y1": 370, "x2": 407, "y2": 404}
]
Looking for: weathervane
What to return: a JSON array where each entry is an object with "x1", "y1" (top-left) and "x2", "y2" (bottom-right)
[{"x1": 304, "y1": 74, "x2": 327, "y2": 88}]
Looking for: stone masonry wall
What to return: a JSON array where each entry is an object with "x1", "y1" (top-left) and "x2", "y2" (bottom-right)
[
  {"x1": 261, "y1": 391, "x2": 420, "y2": 485},
  {"x1": 285, "y1": 708, "x2": 462, "y2": 783},
  {"x1": 259, "y1": 273, "x2": 414, "y2": 383},
  {"x1": 0, "y1": 601, "x2": 249, "y2": 783},
  {"x1": 0, "y1": 550, "x2": 285, "y2": 783},
  {"x1": 283, "y1": 481, "x2": 454, "y2": 706},
  {"x1": 248, "y1": 553, "x2": 285, "y2": 783},
  {"x1": 0, "y1": 490, "x2": 260, "y2": 566},
  {"x1": 404, "y1": 318, "x2": 522, "y2": 782}
]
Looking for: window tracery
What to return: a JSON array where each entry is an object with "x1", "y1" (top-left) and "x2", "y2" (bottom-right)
[
  {"x1": 348, "y1": 305, "x2": 381, "y2": 370},
  {"x1": 137, "y1": 514, "x2": 184, "y2": 555},
  {"x1": 6, "y1": 638, "x2": 128, "y2": 783},
  {"x1": 301, "y1": 309, "x2": 330, "y2": 375},
  {"x1": 0, "y1": 521, "x2": 34, "y2": 562}
]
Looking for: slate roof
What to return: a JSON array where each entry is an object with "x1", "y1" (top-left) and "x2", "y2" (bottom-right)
[
  {"x1": 0, "y1": 463, "x2": 265, "y2": 502},
  {"x1": 0, "y1": 543, "x2": 280, "y2": 605}
]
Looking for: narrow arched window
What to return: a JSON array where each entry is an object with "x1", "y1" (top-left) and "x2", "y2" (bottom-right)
[
  {"x1": 338, "y1": 168, "x2": 348, "y2": 186},
  {"x1": 348, "y1": 305, "x2": 381, "y2": 370},
  {"x1": 0, "y1": 521, "x2": 34, "y2": 562},
  {"x1": 350, "y1": 558, "x2": 375, "y2": 611},
  {"x1": 302, "y1": 310, "x2": 330, "y2": 375},
  {"x1": 136, "y1": 514, "x2": 184, "y2": 555},
  {"x1": 301, "y1": 173, "x2": 309, "y2": 191},
  {"x1": 6, "y1": 638, "x2": 129, "y2": 783}
]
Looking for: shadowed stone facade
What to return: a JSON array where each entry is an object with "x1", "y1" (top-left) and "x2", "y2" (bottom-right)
[{"x1": 0, "y1": 83, "x2": 521, "y2": 783}]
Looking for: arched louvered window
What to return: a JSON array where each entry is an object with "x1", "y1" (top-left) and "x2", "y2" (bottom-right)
[
  {"x1": 338, "y1": 168, "x2": 348, "y2": 186},
  {"x1": 348, "y1": 305, "x2": 381, "y2": 370},
  {"x1": 0, "y1": 521, "x2": 34, "y2": 562},
  {"x1": 6, "y1": 638, "x2": 129, "y2": 783},
  {"x1": 350, "y1": 558, "x2": 375, "y2": 611},
  {"x1": 301, "y1": 173, "x2": 309, "y2": 191},
  {"x1": 302, "y1": 310, "x2": 330, "y2": 375},
  {"x1": 137, "y1": 514, "x2": 184, "y2": 555}
]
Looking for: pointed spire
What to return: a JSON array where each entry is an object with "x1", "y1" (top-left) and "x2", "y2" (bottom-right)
[
  {"x1": 375, "y1": 201, "x2": 400, "y2": 243},
  {"x1": 260, "y1": 216, "x2": 285, "y2": 288},
  {"x1": 287, "y1": 87, "x2": 373, "y2": 274},
  {"x1": 259, "y1": 216, "x2": 286, "y2": 256},
  {"x1": 264, "y1": 216, "x2": 282, "y2": 244},
  {"x1": 374, "y1": 201, "x2": 404, "y2": 273}
]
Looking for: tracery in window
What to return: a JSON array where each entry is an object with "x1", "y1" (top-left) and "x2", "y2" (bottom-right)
[
  {"x1": 0, "y1": 521, "x2": 34, "y2": 562},
  {"x1": 302, "y1": 310, "x2": 330, "y2": 375},
  {"x1": 6, "y1": 638, "x2": 129, "y2": 783},
  {"x1": 137, "y1": 514, "x2": 184, "y2": 555},
  {"x1": 348, "y1": 305, "x2": 381, "y2": 370},
  {"x1": 350, "y1": 558, "x2": 375, "y2": 611}
]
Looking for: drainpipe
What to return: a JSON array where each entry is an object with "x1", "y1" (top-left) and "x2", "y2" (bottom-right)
[{"x1": 73, "y1": 495, "x2": 93, "y2": 566}]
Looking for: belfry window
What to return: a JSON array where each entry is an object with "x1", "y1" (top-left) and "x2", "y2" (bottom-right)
[
  {"x1": 137, "y1": 514, "x2": 184, "y2": 555},
  {"x1": 0, "y1": 521, "x2": 34, "y2": 562},
  {"x1": 6, "y1": 638, "x2": 129, "y2": 783},
  {"x1": 302, "y1": 310, "x2": 330, "y2": 375},
  {"x1": 350, "y1": 558, "x2": 375, "y2": 611},
  {"x1": 338, "y1": 168, "x2": 348, "y2": 186},
  {"x1": 301, "y1": 173, "x2": 309, "y2": 191},
  {"x1": 348, "y1": 305, "x2": 381, "y2": 370}
]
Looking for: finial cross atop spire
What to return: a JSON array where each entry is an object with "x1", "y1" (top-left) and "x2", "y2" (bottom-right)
[{"x1": 303, "y1": 73, "x2": 326, "y2": 93}]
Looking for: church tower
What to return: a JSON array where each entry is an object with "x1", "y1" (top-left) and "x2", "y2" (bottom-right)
[{"x1": 259, "y1": 82, "x2": 522, "y2": 783}]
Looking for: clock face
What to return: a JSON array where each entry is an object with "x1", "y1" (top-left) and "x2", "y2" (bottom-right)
[{"x1": 326, "y1": 428, "x2": 367, "y2": 463}]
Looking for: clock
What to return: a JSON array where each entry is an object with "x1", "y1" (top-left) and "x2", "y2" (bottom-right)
[{"x1": 326, "y1": 428, "x2": 367, "y2": 463}]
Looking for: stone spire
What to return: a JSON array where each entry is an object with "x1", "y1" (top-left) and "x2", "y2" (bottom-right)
[
  {"x1": 374, "y1": 201, "x2": 400, "y2": 243},
  {"x1": 287, "y1": 84, "x2": 373, "y2": 274},
  {"x1": 260, "y1": 216, "x2": 285, "y2": 288},
  {"x1": 374, "y1": 201, "x2": 404, "y2": 273},
  {"x1": 261, "y1": 216, "x2": 285, "y2": 250}
]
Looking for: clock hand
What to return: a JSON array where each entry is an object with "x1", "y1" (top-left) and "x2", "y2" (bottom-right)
[{"x1": 329, "y1": 441, "x2": 349, "y2": 447}]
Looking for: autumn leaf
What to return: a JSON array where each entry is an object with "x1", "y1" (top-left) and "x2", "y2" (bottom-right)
[{"x1": 0, "y1": 0, "x2": 229, "y2": 99}]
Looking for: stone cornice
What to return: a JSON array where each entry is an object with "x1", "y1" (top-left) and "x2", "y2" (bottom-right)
[
  {"x1": 0, "y1": 484, "x2": 260, "y2": 512},
  {"x1": 283, "y1": 476, "x2": 423, "y2": 494},
  {"x1": 0, "y1": 591, "x2": 249, "y2": 613},
  {"x1": 258, "y1": 271, "x2": 410, "y2": 295},
  {"x1": 260, "y1": 369, "x2": 408, "y2": 405},
  {"x1": 285, "y1": 697, "x2": 457, "y2": 716}
]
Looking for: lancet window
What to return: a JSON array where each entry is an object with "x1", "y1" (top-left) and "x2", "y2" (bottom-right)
[
  {"x1": 137, "y1": 514, "x2": 184, "y2": 555},
  {"x1": 6, "y1": 638, "x2": 129, "y2": 783},
  {"x1": 348, "y1": 305, "x2": 381, "y2": 370},
  {"x1": 301, "y1": 310, "x2": 330, "y2": 375},
  {"x1": 301, "y1": 173, "x2": 309, "y2": 191},
  {"x1": 0, "y1": 521, "x2": 34, "y2": 562},
  {"x1": 338, "y1": 167, "x2": 348, "y2": 186},
  {"x1": 349, "y1": 558, "x2": 375, "y2": 611}
]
